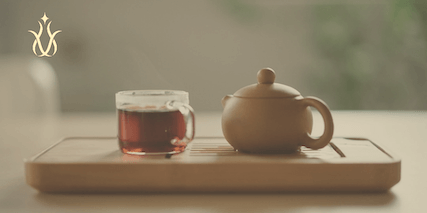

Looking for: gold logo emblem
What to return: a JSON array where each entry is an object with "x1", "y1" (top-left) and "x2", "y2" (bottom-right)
[{"x1": 28, "y1": 13, "x2": 62, "y2": 57}]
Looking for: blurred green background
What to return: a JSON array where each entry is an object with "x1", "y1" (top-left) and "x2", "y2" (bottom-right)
[{"x1": 1, "y1": 0, "x2": 426, "y2": 112}]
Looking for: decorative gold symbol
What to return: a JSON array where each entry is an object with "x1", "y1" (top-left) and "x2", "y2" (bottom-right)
[{"x1": 28, "y1": 13, "x2": 62, "y2": 57}]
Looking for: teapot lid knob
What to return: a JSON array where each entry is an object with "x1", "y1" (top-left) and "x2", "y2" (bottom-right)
[
  {"x1": 233, "y1": 67, "x2": 301, "y2": 98},
  {"x1": 257, "y1": 68, "x2": 275, "y2": 84}
]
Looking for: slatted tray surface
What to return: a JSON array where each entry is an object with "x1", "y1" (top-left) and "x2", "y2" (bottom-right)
[{"x1": 25, "y1": 137, "x2": 400, "y2": 193}]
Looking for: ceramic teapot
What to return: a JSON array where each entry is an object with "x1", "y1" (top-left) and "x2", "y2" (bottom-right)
[{"x1": 221, "y1": 68, "x2": 334, "y2": 154}]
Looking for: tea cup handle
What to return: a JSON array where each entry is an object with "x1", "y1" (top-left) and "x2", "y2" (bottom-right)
[
  {"x1": 300, "y1": 96, "x2": 334, "y2": 149},
  {"x1": 166, "y1": 101, "x2": 195, "y2": 143}
]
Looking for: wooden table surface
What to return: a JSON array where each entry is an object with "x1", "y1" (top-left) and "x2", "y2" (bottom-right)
[{"x1": 0, "y1": 111, "x2": 426, "y2": 213}]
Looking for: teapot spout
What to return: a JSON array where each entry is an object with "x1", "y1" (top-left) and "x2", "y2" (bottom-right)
[{"x1": 221, "y1": 95, "x2": 233, "y2": 108}]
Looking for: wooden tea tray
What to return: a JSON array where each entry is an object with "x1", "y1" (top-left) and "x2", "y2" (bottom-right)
[{"x1": 25, "y1": 137, "x2": 400, "y2": 193}]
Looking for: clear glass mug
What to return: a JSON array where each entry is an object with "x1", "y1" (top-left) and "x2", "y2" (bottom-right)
[{"x1": 115, "y1": 90, "x2": 195, "y2": 155}]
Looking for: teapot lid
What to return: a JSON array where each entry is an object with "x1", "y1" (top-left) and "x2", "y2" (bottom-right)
[{"x1": 233, "y1": 68, "x2": 301, "y2": 98}]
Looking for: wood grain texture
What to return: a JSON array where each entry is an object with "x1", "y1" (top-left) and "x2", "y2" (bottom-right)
[{"x1": 25, "y1": 137, "x2": 400, "y2": 193}]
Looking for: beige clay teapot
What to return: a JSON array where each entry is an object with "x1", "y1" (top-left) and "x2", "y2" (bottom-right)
[{"x1": 221, "y1": 68, "x2": 334, "y2": 153}]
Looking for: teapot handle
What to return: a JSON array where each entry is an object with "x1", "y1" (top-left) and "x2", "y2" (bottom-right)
[{"x1": 300, "y1": 96, "x2": 334, "y2": 149}]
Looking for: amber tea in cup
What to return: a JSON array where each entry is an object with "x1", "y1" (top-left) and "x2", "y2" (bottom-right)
[{"x1": 116, "y1": 90, "x2": 195, "y2": 155}]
